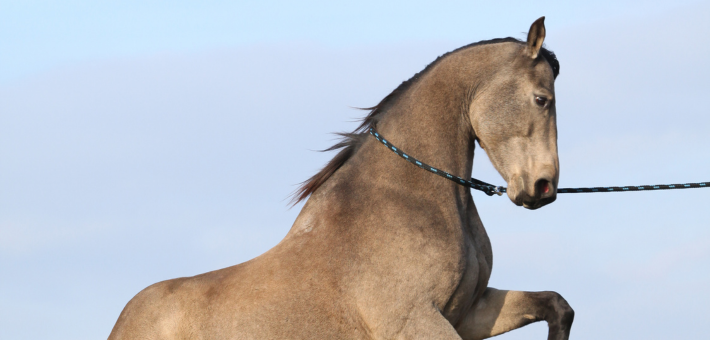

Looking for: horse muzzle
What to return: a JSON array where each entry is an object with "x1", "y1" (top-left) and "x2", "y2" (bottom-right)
[{"x1": 507, "y1": 176, "x2": 557, "y2": 210}]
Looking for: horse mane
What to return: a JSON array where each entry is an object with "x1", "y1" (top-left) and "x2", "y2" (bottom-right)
[{"x1": 290, "y1": 38, "x2": 559, "y2": 205}]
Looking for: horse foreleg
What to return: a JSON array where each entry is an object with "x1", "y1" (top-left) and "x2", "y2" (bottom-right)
[{"x1": 456, "y1": 287, "x2": 574, "y2": 340}]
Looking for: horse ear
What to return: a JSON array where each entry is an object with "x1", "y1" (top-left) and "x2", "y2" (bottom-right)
[{"x1": 526, "y1": 16, "x2": 546, "y2": 59}]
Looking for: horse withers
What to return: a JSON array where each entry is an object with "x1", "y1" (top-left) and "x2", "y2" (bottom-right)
[{"x1": 109, "y1": 17, "x2": 573, "y2": 340}]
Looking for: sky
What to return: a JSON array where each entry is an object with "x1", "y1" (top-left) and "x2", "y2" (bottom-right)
[{"x1": 1, "y1": 1, "x2": 709, "y2": 339}]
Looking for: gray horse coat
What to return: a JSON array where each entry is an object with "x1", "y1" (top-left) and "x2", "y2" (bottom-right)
[{"x1": 109, "y1": 17, "x2": 574, "y2": 340}]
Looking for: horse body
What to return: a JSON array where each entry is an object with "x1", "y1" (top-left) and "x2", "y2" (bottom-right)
[{"x1": 109, "y1": 17, "x2": 573, "y2": 340}]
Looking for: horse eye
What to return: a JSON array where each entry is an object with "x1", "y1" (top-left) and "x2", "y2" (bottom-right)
[{"x1": 535, "y1": 96, "x2": 548, "y2": 107}]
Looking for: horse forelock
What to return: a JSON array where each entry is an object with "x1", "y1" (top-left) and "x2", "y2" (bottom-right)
[
  {"x1": 289, "y1": 37, "x2": 560, "y2": 205},
  {"x1": 538, "y1": 47, "x2": 560, "y2": 79}
]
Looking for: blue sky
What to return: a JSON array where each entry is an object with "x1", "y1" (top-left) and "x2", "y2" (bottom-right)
[
  {"x1": 1, "y1": 1, "x2": 709, "y2": 339},
  {"x1": 1, "y1": 0, "x2": 704, "y2": 83}
]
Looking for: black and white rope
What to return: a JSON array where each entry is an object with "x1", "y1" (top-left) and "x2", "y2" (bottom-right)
[{"x1": 369, "y1": 127, "x2": 709, "y2": 196}]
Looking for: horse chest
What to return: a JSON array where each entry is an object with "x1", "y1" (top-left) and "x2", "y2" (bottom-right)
[{"x1": 443, "y1": 235, "x2": 492, "y2": 321}]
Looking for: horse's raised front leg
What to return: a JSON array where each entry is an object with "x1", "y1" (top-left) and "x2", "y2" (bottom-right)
[{"x1": 456, "y1": 287, "x2": 574, "y2": 340}]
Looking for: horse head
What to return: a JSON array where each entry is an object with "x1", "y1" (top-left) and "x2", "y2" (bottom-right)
[{"x1": 469, "y1": 17, "x2": 559, "y2": 210}]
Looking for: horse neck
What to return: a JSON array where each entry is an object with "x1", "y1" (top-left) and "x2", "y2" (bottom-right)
[
  {"x1": 370, "y1": 63, "x2": 477, "y2": 199},
  {"x1": 286, "y1": 52, "x2": 486, "y2": 240}
]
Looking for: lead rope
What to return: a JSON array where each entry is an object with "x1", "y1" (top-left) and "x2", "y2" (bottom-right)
[{"x1": 369, "y1": 128, "x2": 710, "y2": 196}]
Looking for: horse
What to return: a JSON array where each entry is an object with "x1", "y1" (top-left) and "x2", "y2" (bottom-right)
[{"x1": 108, "y1": 17, "x2": 574, "y2": 340}]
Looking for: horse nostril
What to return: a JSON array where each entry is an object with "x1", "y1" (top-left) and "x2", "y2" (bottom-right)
[{"x1": 535, "y1": 179, "x2": 552, "y2": 197}]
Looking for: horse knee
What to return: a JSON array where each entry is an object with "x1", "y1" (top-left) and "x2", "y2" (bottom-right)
[{"x1": 541, "y1": 291, "x2": 574, "y2": 331}]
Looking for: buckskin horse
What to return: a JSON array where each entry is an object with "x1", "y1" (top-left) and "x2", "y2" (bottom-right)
[{"x1": 109, "y1": 17, "x2": 574, "y2": 340}]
